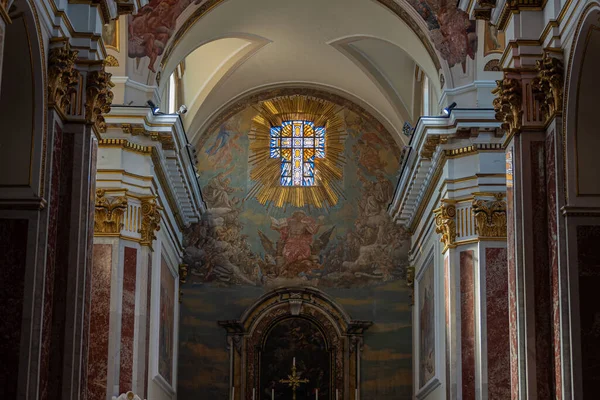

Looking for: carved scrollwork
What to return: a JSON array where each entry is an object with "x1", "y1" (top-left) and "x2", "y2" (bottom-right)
[
  {"x1": 492, "y1": 77, "x2": 523, "y2": 138},
  {"x1": 85, "y1": 68, "x2": 114, "y2": 133},
  {"x1": 532, "y1": 53, "x2": 564, "y2": 122},
  {"x1": 94, "y1": 189, "x2": 128, "y2": 234},
  {"x1": 139, "y1": 197, "x2": 161, "y2": 249},
  {"x1": 472, "y1": 193, "x2": 507, "y2": 238},
  {"x1": 48, "y1": 41, "x2": 79, "y2": 115},
  {"x1": 434, "y1": 202, "x2": 457, "y2": 251}
]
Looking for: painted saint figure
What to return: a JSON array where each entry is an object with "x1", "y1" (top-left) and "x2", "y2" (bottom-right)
[{"x1": 270, "y1": 211, "x2": 323, "y2": 266}]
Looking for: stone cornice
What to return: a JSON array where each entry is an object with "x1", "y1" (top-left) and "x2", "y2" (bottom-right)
[
  {"x1": 103, "y1": 107, "x2": 205, "y2": 228},
  {"x1": 388, "y1": 109, "x2": 503, "y2": 230}
]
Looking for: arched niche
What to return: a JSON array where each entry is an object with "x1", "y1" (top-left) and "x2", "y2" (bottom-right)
[
  {"x1": 0, "y1": 0, "x2": 46, "y2": 198},
  {"x1": 562, "y1": 3, "x2": 600, "y2": 398},
  {"x1": 219, "y1": 287, "x2": 372, "y2": 400}
]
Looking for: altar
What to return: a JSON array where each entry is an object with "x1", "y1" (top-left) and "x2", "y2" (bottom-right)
[{"x1": 219, "y1": 288, "x2": 372, "y2": 400}]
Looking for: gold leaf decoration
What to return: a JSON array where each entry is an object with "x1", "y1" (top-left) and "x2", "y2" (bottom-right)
[
  {"x1": 139, "y1": 197, "x2": 161, "y2": 249},
  {"x1": 94, "y1": 189, "x2": 128, "y2": 234},
  {"x1": 105, "y1": 54, "x2": 119, "y2": 67},
  {"x1": 247, "y1": 95, "x2": 346, "y2": 209},
  {"x1": 472, "y1": 193, "x2": 507, "y2": 238},
  {"x1": 434, "y1": 201, "x2": 457, "y2": 251}
]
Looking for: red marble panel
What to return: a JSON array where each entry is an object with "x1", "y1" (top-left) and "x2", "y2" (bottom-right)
[
  {"x1": 486, "y1": 248, "x2": 510, "y2": 399},
  {"x1": 120, "y1": 247, "x2": 138, "y2": 392},
  {"x1": 87, "y1": 244, "x2": 113, "y2": 400},
  {"x1": 505, "y1": 148, "x2": 519, "y2": 400},
  {"x1": 576, "y1": 225, "x2": 600, "y2": 397},
  {"x1": 81, "y1": 137, "x2": 98, "y2": 399},
  {"x1": 460, "y1": 250, "x2": 475, "y2": 400},
  {"x1": 0, "y1": 218, "x2": 28, "y2": 399},
  {"x1": 530, "y1": 141, "x2": 553, "y2": 400},
  {"x1": 545, "y1": 132, "x2": 562, "y2": 400}
]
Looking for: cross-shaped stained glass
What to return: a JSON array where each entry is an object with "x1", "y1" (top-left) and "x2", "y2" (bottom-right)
[{"x1": 270, "y1": 120, "x2": 326, "y2": 186}]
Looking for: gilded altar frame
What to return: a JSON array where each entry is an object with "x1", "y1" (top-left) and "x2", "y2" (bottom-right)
[{"x1": 219, "y1": 287, "x2": 371, "y2": 400}]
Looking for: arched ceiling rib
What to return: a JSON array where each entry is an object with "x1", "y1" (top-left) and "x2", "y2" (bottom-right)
[{"x1": 162, "y1": 0, "x2": 442, "y2": 145}]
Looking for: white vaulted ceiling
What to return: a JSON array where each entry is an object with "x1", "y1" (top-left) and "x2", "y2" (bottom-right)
[{"x1": 159, "y1": 0, "x2": 441, "y2": 146}]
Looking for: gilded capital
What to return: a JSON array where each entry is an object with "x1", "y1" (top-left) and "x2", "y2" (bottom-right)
[
  {"x1": 434, "y1": 201, "x2": 457, "y2": 251},
  {"x1": 492, "y1": 77, "x2": 523, "y2": 138},
  {"x1": 139, "y1": 197, "x2": 161, "y2": 249},
  {"x1": 472, "y1": 193, "x2": 507, "y2": 238},
  {"x1": 48, "y1": 41, "x2": 79, "y2": 115},
  {"x1": 85, "y1": 68, "x2": 114, "y2": 132},
  {"x1": 532, "y1": 53, "x2": 564, "y2": 122},
  {"x1": 94, "y1": 189, "x2": 128, "y2": 234}
]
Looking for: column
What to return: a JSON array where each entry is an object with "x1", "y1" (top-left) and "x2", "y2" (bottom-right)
[{"x1": 493, "y1": 52, "x2": 567, "y2": 399}]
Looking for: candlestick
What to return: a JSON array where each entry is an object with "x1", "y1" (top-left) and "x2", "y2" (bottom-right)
[
  {"x1": 293, "y1": 357, "x2": 296, "y2": 367},
  {"x1": 231, "y1": 387, "x2": 235, "y2": 400},
  {"x1": 272, "y1": 388, "x2": 274, "y2": 400},
  {"x1": 355, "y1": 388, "x2": 358, "y2": 399},
  {"x1": 252, "y1": 388, "x2": 255, "y2": 400},
  {"x1": 336, "y1": 389, "x2": 339, "y2": 400},
  {"x1": 315, "y1": 388, "x2": 318, "y2": 400}
]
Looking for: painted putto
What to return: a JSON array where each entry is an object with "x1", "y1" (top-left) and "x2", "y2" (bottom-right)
[{"x1": 183, "y1": 97, "x2": 410, "y2": 288}]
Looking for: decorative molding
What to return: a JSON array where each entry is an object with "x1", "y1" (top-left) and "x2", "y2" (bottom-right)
[
  {"x1": 86, "y1": 68, "x2": 114, "y2": 133},
  {"x1": 406, "y1": 265, "x2": 415, "y2": 305},
  {"x1": 48, "y1": 41, "x2": 79, "y2": 115},
  {"x1": 120, "y1": 123, "x2": 176, "y2": 150},
  {"x1": 472, "y1": 193, "x2": 507, "y2": 238},
  {"x1": 178, "y1": 263, "x2": 188, "y2": 303},
  {"x1": 484, "y1": 59, "x2": 501, "y2": 71},
  {"x1": 434, "y1": 201, "x2": 457, "y2": 251},
  {"x1": 420, "y1": 135, "x2": 448, "y2": 160},
  {"x1": 94, "y1": 189, "x2": 128, "y2": 234},
  {"x1": 105, "y1": 55, "x2": 120, "y2": 67},
  {"x1": 477, "y1": 0, "x2": 496, "y2": 6},
  {"x1": 474, "y1": 8, "x2": 492, "y2": 20},
  {"x1": 532, "y1": 52, "x2": 564, "y2": 122},
  {"x1": 139, "y1": 197, "x2": 161, "y2": 249},
  {"x1": 492, "y1": 77, "x2": 523, "y2": 139}
]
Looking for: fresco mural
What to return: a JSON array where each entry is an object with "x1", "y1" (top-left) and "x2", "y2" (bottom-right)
[
  {"x1": 182, "y1": 106, "x2": 410, "y2": 289},
  {"x1": 159, "y1": 258, "x2": 175, "y2": 384},
  {"x1": 178, "y1": 283, "x2": 413, "y2": 399},
  {"x1": 418, "y1": 260, "x2": 435, "y2": 388},
  {"x1": 127, "y1": 0, "x2": 476, "y2": 72}
]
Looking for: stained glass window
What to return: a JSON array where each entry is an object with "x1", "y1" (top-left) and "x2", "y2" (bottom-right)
[{"x1": 270, "y1": 120, "x2": 325, "y2": 186}]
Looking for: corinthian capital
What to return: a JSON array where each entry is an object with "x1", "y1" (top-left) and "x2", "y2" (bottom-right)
[
  {"x1": 472, "y1": 193, "x2": 507, "y2": 238},
  {"x1": 139, "y1": 197, "x2": 162, "y2": 249},
  {"x1": 48, "y1": 41, "x2": 79, "y2": 115},
  {"x1": 85, "y1": 68, "x2": 114, "y2": 132},
  {"x1": 434, "y1": 201, "x2": 457, "y2": 251},
  {"x1": 492, "y1": 77, "x2": 523, "y2": 138},
  {"x1": 533, "y1": 52, "x2": 564, "y2": 122},
  {"x1": 94, "y1": 189, "x2": 128, "y2": 234}
]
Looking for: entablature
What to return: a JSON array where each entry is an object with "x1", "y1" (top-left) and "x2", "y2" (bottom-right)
[{"x1": 388, "y1": 109, "x2": 504, "y2": 234}]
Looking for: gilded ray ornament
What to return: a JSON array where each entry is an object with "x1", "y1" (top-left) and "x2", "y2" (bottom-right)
[{"x1": 247, "y1": 95, "x2": 346, "y2": 209}]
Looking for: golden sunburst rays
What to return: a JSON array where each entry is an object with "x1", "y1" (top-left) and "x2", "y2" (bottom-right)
[{"x1": 246, "y1": 95, "x2": 347, "y2": 210}]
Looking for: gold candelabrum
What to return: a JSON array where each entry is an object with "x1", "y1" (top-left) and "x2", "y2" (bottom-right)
[{"x1": 279, "y1": 358, "x2": 309, "y2": 400}]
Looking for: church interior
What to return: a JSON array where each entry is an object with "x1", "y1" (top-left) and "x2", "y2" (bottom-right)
[{"x1": 1, "y1": 0, "x2": 599, "y2": 399}]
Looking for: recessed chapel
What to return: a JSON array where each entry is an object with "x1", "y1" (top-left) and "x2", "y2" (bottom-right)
[{"x1": 0, "y1": 0, "x2": 599, "y2": 399}]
